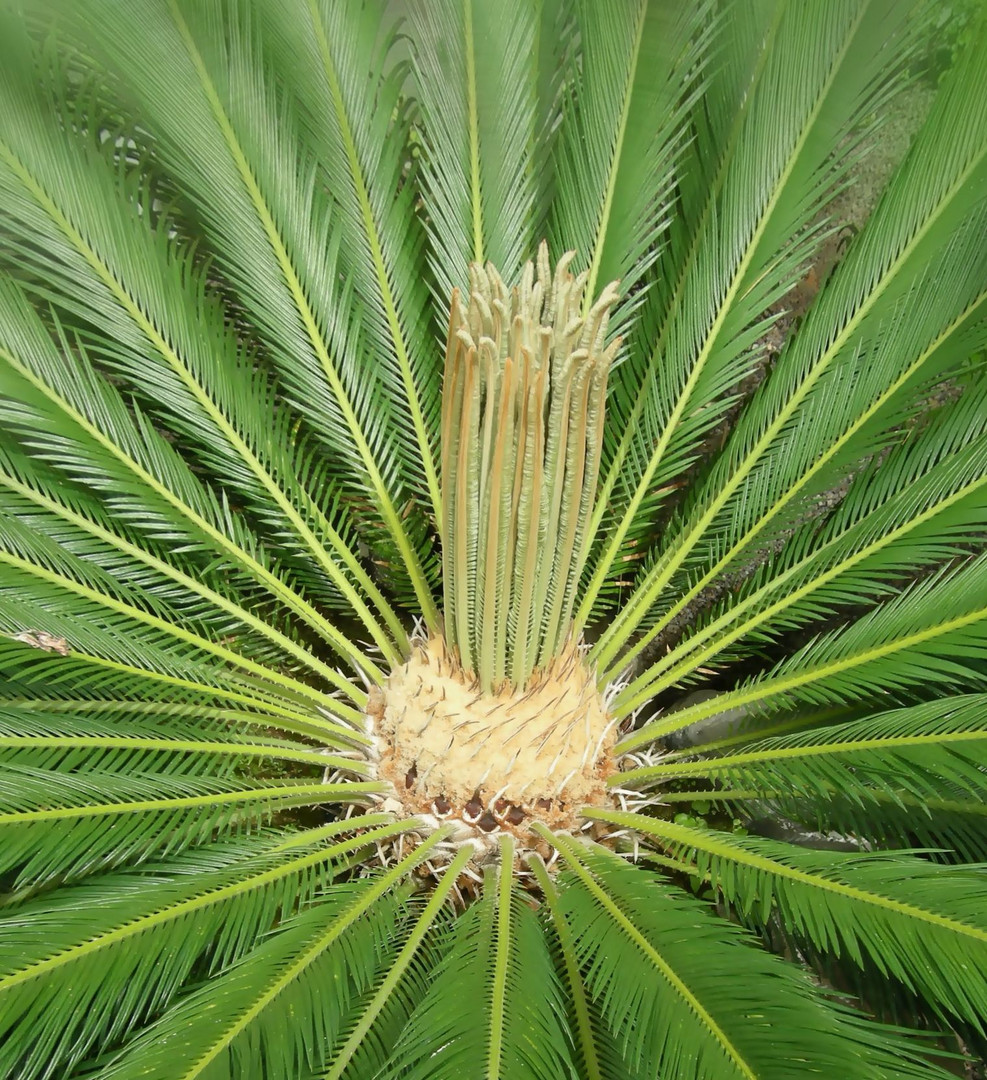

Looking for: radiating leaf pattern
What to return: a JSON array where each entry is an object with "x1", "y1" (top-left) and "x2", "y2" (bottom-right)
[{"x1": 1, "y1": 1, "x2": 986, "y2": 1077}]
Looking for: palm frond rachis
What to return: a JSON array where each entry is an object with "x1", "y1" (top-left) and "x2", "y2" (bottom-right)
[{"x1": 1, "y1": 1, "x2": 987, "y2": 1078}]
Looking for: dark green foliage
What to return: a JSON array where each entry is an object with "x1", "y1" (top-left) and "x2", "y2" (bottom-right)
[{"x1": 1, "y1": 1, "x2": 986, "y2": 1077}]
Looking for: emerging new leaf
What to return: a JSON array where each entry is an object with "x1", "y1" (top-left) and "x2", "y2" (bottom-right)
[
  {"x1": 371, "y1": 245, "x2": 622, "y2": 855},
  {"x1": 441, "y1": 241, "x2": 620, "y2": 689}
]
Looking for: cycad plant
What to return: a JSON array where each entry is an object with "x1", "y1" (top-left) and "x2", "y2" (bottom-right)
[{"x1": 1, "y1": 1, "x2": 987, "y2": 1077}]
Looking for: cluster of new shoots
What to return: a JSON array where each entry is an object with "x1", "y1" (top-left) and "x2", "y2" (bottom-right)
[
  {"x1": 370, "y1": 245, "x2": 623, "y2": 857},
  {"x1": 440, "y1": 241, "x2": 620, "y2": 691}
]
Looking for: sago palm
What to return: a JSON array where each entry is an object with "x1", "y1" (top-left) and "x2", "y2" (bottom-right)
[{"x1": 1, "y1": 0, "x2": 986, "y2": 1077}]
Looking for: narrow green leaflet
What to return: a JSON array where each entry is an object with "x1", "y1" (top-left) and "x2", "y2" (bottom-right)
[{"x1": 588, "y1": 811, "x2": 987, "y2": 1028}]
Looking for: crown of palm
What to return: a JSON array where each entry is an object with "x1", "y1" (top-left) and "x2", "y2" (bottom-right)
[{"x1": 1, "y1": 1, "x2": 987, "y2": 1078}]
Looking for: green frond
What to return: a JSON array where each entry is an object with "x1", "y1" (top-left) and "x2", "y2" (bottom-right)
[
  {"x1": 94, "y1": 879, "x2": 408, "y2": 1080},
  {"x1": 46, "y1": 0, "x2": 439, "y2": 622},
  {"x1": 323, "y1": 847, "x2": 472, "y2": 1080},
  {"x1": 579, "y1": 0, "x2": 925, "y2": 631},
  {"x1": 0, "y1": 33, "x2": 407, "y2": 658},
  {"x1": 409, "y1": 0, "x2": 554, "y2": 298},
  {"x1": 623, "y1": 552, "x2": 987, "y2": 749},
  {"x1": 593, "y1": 6, "x2": 987, "y2": 670},
  {"x1": 0, "y1": 817, "x2": 405, "y2": 1079},
  {"x1": 624, "y1": 695, "x2": 987, "y2": 805},
  {"x1": 616, "y1": 397, "x2": 987, "y2": 711},
  {"x1": 530, "y1": 854, "x2": 627, "y2": 1080},
  {"x1": 812, "y1": 792, "x2": 987, "y2": 862},
  {"x1": 373, "y1": 879, "x2": 493, "y2": 1079},
  {"x1": 259, "y1": 0, "x2": 442, "y2": 523},
  {"x1": 0, "y1": 636, "x2": 359, "y2": 737},
  {"x1": 690, "y1": 783, "x2": 987, "y2": 867},
  {"x1": 549, "y1": 0, "x2": 709, "y2": 320},
  {"x1": 1, "y1": 1, "x2": 985, "y2": 1075},
  {"x1": 43, "y1": 833, "x2": 447, "y2": 1080},
  {"x1": 384, "y1": 836, "x2": 574, "y2": 1080},
  {"x1": 0, "y1": 502, "x2": 368, "y2": 705},
  {"x1": 0, "y1": 764, "x2": 381, "y2": 886},
  {"x1": 0, "y1": 685, "x2": 348, "y2": 743},
  {"x1": 0, "y1": 279, "x2": 383, "y2": 696},
  {"x1": 589, "y1": 811, "x2": 987, "y2": 1029},
  {"x1": 0, "y1": 454, "x2": 367, "y2": 684},
  {"x1": 544, "y1": 833, "x2": 943, "y2": 1079},
  {"x1": 0, "y1": 705, "x2": 349, "y2": 775}
]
